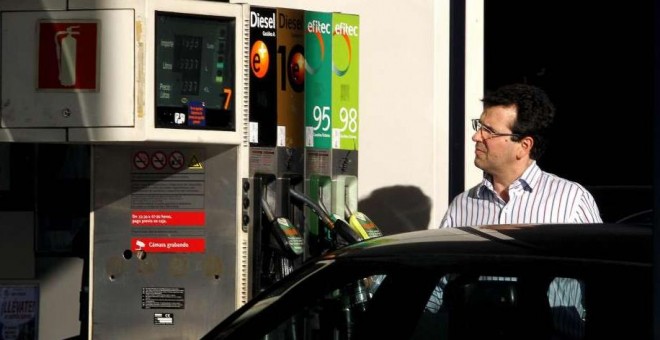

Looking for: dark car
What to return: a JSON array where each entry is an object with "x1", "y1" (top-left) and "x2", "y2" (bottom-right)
[{"x1": 202, "y1": 223, "x2": 652, "y2": 340}]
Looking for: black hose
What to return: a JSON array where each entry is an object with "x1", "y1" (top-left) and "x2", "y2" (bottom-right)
[
  {"x1": 289, "y1": 187, "x2": 362, "y2": 244},
  {"x1": 288, "y1": 187, "x2": 335, "y2": 228}
]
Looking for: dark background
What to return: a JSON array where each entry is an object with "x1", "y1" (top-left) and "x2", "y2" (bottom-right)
[{"x1": 484, "y1": 1, "x2": 654, "y2": 222}]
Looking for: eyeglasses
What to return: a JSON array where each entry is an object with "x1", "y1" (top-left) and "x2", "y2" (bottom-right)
[{"x1": 471, "y1": 119, "x2": 520, "y2": 140}]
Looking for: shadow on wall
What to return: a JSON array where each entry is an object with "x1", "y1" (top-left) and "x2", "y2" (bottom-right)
[{"x1": 358, "y1": 185, "x2": 432, "y2": 235}]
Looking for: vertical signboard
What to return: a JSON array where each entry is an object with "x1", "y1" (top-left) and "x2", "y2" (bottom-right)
[
  {"x1": 276, "y1": 8, "x2": 305, "y2": 149},
  {"x1": 331, "y1": 13, "x2": 359, "y2": 151},
  {"x1": 249, "y1": 7, "x2": 305, "y2": 177},
  {"x1": 249, "y1": 7, "x2": 277, "y2": 146},
  {"x1": 304, "y1": 11, "x2": 332, "y2": 149}
]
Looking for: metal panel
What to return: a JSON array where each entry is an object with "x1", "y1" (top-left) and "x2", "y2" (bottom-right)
[
  {"x1": 91, "y1": 144, "x2": 240, "y2": 339},
  {"x1": 1, "y1": 10, "x2": 134, "y2": 128}
]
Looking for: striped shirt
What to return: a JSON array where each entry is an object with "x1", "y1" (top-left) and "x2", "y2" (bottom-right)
[
  {"x1": 440, "y1": 161, "x2": 602, "y2": 227},
  {"x1": 434, "y1": 161, "x2": 600, "y2": 338}
]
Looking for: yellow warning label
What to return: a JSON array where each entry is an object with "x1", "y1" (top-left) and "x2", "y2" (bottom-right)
[{"x1": 188, "y1": 155, "x2": 203, "y2": 169}]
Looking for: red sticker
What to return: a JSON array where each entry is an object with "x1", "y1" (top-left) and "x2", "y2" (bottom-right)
[
  {"x1": 132, "y1": 238, "x2": 205, "y2": 253},
  {"x1": 38, "y1": 21, "x2": 98, "y2": 90},
  {"x1": 131, "y1": 211, "x2": 205, "y2": 226}
]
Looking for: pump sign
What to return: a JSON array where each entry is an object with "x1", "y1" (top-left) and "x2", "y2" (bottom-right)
[{"x1": 37, "y1": 20, "x2": 99, "y2": 90}]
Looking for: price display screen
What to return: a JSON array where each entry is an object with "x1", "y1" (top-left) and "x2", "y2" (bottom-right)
[{"x1": 155, "y1": 12, "x2": 236, "y2": 130}]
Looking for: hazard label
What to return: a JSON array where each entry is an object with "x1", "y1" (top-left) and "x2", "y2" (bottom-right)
[{"x1": 188, "y1": 155, "x2": 203, "y2": 169}]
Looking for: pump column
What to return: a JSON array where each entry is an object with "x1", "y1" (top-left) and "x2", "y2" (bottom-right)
[
  {"x1": 303, "y1": 11, "x2": 362, "y2": 257},
  {"x1": 247, "y1": 6, "x2": 306, "y2": 296},
  {"x1": 0, "y1": 1, "x2": 250, "y2": 339}
]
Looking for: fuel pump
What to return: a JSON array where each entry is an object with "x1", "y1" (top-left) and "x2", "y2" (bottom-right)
[
  {"x1": 247, "y1": 6, "x2": 307, "y2": 295},
  {"x1": 289, "y1": 185, "x2": 376, "y2": 340},
  {"x1": 0, "y1": 1, "x2": 250, "y2": 339},
  {"x1": 303, "y1": 11, "x2": 364, "y2": 258},
  {"x1": 250, "y1": 173, "x2": 304, "y2": 296}
]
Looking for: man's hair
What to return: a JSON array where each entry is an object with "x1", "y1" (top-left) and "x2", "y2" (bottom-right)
[{"x1": 481, "y1": 83, "x2": 555, "y2": 160}]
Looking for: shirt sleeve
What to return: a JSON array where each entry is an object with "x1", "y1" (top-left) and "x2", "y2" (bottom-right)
[
  {"x1": 573, "y1": 189, "x2": 603, "y2": 223},
  {"x1": 438, "y1": 197, "x2": 458, "y2": 228},
  {"x1": 439, "y1": 213, "x2": 451, "y2": 228}
]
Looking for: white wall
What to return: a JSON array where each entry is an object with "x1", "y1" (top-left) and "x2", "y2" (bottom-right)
[
  {"x1": 465, "y1": 0, "x2": 484, "y2": 195},
  {"x1": 237, "y1": 0, "x2": 478, "y2": 231}
]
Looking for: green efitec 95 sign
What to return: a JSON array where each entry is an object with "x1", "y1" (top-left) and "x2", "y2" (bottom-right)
[{"x1": 305, "y1": 12, "x2": 359, "y2": 151}]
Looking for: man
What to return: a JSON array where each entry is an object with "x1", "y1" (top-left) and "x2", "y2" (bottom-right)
[
  {"x1": 435, "y1": 84, "x2": 601, "y2": 338},
  {"x1": 441, "y1": 83, "x2": 601, "y2": 227}
]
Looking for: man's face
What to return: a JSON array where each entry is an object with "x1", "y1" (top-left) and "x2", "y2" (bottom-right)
[{"x1": 472, "y1": 105, "x2": 520, "y2": 173}]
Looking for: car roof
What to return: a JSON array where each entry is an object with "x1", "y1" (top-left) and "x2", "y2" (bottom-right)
[{"x1": 327, "y1": 223, "x2": 651, "y2": 265}]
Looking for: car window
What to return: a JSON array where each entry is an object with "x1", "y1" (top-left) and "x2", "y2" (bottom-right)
[
  {"x1": 262, "y1": 274, "x2": 387, "y2": 339},
  {"x1": 413, "y1": 274, "x2": 586, "y2": 340},
  {"x1": 249, "y1": 272, "x2": 589, "y2": 340},
  {"x1": 226, "y1": 264, "x2": 650, "y2": 340}
]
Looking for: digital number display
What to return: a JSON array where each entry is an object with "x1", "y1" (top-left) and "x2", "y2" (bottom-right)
[
  {"x1": 155, "y1": 12, "x2": 236, "y2": 130},
  {"x1": 175, "y1": 35, "x2": 201, "y2": 95}
]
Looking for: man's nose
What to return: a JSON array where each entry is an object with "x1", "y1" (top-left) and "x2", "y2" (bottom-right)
[{"x1": 471, "y1": 130, "x2": 482, "y2": 142}]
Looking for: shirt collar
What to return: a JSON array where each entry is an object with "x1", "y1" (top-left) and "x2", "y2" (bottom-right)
[
  {"x1": 518, "y1": 161, "x2": 541, "y2": 191},
  {"x1": 477, "y1": 161, "x2": 541, "y2": 197}
]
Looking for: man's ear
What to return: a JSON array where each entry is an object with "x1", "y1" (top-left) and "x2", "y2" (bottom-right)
[{"x1": 518, "y1": 136, "x2": 534, "y2": 158}]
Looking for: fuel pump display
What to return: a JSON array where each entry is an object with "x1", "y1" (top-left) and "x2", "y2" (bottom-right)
[{"x1": 155, "y1": 12, "x2": 236, "y2": 130}]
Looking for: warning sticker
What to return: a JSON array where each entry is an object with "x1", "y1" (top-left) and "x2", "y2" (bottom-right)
[
  {"x1": 131, "y1": 211, "x2": 205, "y2": 226},
  {"x1": 142, "y1": 287, "x2": 184, "y2": 309},
  {"x1": 133, "y1": 151, "x2": 149, "y2": 169},
  {"x1": 151, "y1": 151, "x2": 167, "y2": 170},
  {"x1": 130, "y1": 148, "x2": 206, "y2": 243},
  {"x1": 169, "y1": 151, "x2": 184, "y2": 170},
  {"x1": 187, "y1": 101, "x2": 206, "y2": 127},
  {"x1": 132, "y1": 238, "x2": 205, "y2": 253},
  {"x1": 188, "y1": 155, "x2": 203, "y2": 169},
  {"x1": 132, "y1": 149, "x2": 204, "y2": 172}
]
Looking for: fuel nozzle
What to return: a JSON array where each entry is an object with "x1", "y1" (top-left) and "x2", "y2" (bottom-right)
[
  {"x1": 289, "y1": 187, "x2": 363, "y2": 244},
  {"x1": 261, "y1": 193, "x2": 304, "y2": 258}
]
